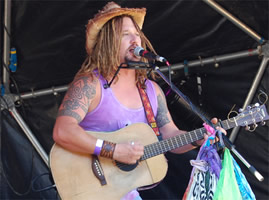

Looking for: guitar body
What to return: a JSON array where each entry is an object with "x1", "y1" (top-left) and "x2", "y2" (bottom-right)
[{"x1": 50, "y1": 123, "x2": 168, "y2": 200}]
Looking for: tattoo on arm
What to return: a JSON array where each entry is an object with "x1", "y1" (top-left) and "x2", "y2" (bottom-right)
[
  {"x1": 156, "y1": 93, "x2": 170, "y2": 128},
  {"x1": 58, "y1": 110, "x2": 82, "y2": 122},
  {"x1": 58, "y1": 77, "x2": 97, "y2": 122}
]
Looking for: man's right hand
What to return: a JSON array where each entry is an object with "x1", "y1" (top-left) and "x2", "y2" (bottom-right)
[{"x1": 113, "y1": 142, "x2": 144, "y2": 164}]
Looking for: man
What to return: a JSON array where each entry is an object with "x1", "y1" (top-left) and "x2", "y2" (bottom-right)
[{"x1": 53, "y1": 2, "x2": 223, "y2": 199}]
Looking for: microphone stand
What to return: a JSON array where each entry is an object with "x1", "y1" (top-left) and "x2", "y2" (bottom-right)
[
  {"x1": 103, "y1": 62, "x2": 150, "y2": 89},
  {"x1": 147, "y1": 61, "x2": 264, "y2": 182},
  {"x1": 106, "y1": 60, "x2": 263, "y2": 181}
]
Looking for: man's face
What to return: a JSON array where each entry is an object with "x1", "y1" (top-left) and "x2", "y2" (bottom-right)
[{"x1": 119, "y1": 17, "x2": 142, "y2": 64}]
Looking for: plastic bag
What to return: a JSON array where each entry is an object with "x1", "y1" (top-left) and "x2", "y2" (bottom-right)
[{"x1": 213, "y1": 148, "x2": 242, "y2": 200}]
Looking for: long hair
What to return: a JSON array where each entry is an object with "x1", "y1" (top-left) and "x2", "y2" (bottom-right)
[{"x1": 76, "y1": 15, "x2": 156, "y2": 84}]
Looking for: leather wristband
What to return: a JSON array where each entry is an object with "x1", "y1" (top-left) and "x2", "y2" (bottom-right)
[
  {"x1": 100, "y1": 141, "x2": 116, "y2": 159},
  {"x1": 94, "y1": 139, "x2": 104, "y2": 155}
]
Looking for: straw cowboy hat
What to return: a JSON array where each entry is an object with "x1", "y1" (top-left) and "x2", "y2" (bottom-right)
[{"x1": 86, "y1": 1, "x2": 146, "y2": 54}]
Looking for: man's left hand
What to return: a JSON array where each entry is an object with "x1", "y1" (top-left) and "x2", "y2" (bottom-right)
[{"x1": 195, "y1": 118, "x2": 227, "y2": 146}]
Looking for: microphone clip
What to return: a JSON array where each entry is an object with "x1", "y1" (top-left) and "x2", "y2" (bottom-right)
[{"x1": 103, "y1": 62, "x2": 153, "y2": 89}]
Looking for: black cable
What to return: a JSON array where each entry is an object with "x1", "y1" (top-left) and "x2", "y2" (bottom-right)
[
  {"x1": 1, "y1": 61, "x2": 27, "y2": 114},
  {"x1": 0, "y1": 144, "x2": 34, "y2": 196},
  {"x1": 3, "y1": 23, "x2": 11, "y2": 38},
  {"x1": 104, "y1": 62, "x2": 150, "y2": 88},
  {"x1": 31, "y1": 172, "x2": 56, "y2": 193}
]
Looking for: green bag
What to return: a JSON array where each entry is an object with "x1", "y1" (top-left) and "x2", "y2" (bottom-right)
[{"x1": 213, "y1": 148, "x2": 242, "y2": 200}]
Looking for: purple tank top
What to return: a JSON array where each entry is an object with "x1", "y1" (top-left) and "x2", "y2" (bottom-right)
[{"x1": 79, "y1": 75, "x2": 158, "y2": 132}]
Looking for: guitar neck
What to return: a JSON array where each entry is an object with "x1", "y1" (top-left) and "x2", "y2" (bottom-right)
[{"x1": 141, "y1": 118, "x2": 237, "y2": 161}]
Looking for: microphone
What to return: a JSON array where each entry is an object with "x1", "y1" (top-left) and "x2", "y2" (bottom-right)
[{"x1": 134, "y1": 46, "x2": 167, "y2": 63}]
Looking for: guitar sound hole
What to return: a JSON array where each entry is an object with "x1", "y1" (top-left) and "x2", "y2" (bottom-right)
[{"x1": 115, "y1": 161, "x2": 138, "y2": 172}]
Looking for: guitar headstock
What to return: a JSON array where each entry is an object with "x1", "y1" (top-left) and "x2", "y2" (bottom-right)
[{"x1": 234, "y1": 103, "x2": 269, "y2": 131}]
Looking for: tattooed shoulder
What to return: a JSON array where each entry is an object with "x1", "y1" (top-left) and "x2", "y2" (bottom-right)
[
  {"x1": 58, "y1": 76, "x2": 98, "y2": 122},
  {"x1": 57, "y1": 109, "x2": 82, "y2": 122},
  {"x1": 156, "y1": 93, "x2": 170, "y2": 128}
]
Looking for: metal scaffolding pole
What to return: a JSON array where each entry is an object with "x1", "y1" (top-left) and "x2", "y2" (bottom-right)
[
  {"x1": 203, "y1": 0, "x2": 265, "y2": 44},
  {"x1": 3, "y1": 0, "x2": 11, "y2": 93},
  {"x1": 159, "y1": 48, "x2": 259, "y2": 72},
  {"x1": 14, "y1": 85, "x2": 68, "y2": 102},
  {"x1": 229, "y1": 48, "x2": 269, "y2": 142}
]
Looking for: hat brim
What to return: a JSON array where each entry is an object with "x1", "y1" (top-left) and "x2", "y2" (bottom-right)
[{"x1": 86, "y1": 6, "x2": 146, "y2": 54}]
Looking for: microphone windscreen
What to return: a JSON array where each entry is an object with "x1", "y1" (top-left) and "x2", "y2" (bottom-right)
[{"x1": 134, "y1": 46, "x2": 144, "y2": 57}]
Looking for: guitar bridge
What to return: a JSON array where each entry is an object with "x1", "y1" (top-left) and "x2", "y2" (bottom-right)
[{"x1": 92, "y1": 155, "x2": 107, "y2": 186}]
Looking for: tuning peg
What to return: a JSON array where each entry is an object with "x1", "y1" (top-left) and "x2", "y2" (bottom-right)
[
  {"x1": 245, "y1": 123, "x2": 258, "y2": 132},
  {"x1": 260, "y1": 121, "x2": 266, "y2": 126},
  {"x1": 254, "y1": 103, "x2": 260, "y2": 107},
  {"x1": 247, "y1": 105, "x2": 252, "y2": 110}
]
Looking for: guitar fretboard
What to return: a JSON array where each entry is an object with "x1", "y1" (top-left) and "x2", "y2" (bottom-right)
[{"x1": 141, "y1": 118, "x2": 237, "y2": 161}]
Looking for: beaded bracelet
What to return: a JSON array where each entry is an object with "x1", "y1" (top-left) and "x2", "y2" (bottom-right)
[
  {"x1": 100, "y1": 141, "x2": 116, "y2": 159},
  {"x1": 94, "y1": 139, "x2": 104, "y2": 155}
]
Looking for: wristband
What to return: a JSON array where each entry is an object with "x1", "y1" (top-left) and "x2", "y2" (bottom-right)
[
  {"x1": 191, "y1": 141, "x2": 200, "y2": 147},
  {"x1": 100, "y1": 141, "x2": 116, "y2": 159},
  {"x1": 94, "y1": 139, "x2": 104, "y2": 155}
]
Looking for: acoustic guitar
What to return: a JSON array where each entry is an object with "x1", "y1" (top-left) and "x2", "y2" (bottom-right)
[{"x1": 50, "y1": 104, "x2": 268, "y2": 200}]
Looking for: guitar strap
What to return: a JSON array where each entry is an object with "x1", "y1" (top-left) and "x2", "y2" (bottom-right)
[
  {"x1": 137, "y1": 82, "x2": 160, "y2": 136},
  {"x1": 137, "y1": 81, "x2": 163, "y2": 191}
]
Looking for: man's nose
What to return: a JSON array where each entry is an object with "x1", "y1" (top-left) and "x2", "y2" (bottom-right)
[{"x1": 130, "y1": 34, "x2": 140, "y2": 45}]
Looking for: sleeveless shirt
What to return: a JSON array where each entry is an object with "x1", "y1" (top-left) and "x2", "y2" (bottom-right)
[{"x1": 79, "y1": 74, "x2": 158, "y2": 132}]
